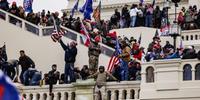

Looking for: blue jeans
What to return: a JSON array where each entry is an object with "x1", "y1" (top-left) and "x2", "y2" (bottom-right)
[
  {"x1": 23, "y1": 69, "x2": 38, "y2": 86},
  {"x1": 120, "y1": 60, "x2": 129, "y2": 81},
  {"x1": 130, "y1": 16, "x2": 137, "y2": 27},
  {"x1": 20, "y1": 70, "x2": 26, "y2": 84},
  {"x1": 64, "y1": 63, "x2": 75, "y2": 83},
  {"x1": 30, "y1": 72, "x2": 41, "y2": 85},
  {"x1": 145, "y1": 14, "x2": 153, "y2": 27}
]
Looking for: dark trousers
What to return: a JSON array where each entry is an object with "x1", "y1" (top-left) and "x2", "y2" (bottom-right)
[{"x1": 64, "y1": 63, "x2": 75, "y2": 83}]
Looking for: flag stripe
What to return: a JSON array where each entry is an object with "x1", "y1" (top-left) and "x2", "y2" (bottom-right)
[
  {"x1": 107, "y1": 38, "x2": 122, "y2": 72},
  {"x1": 93, "y1": 0, "x2": 101, "y2": 21},
  {"x1": 80, "y1": 21, "x2": 91, "y2": 46}
]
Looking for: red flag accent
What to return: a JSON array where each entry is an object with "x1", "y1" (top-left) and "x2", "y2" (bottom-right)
[{"x1": 107, "y1": 54, "x2": 120, "y2": 72}]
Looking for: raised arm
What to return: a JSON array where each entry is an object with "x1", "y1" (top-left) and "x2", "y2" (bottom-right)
[{"x1": 60, "y1": 39, "x2": 69, "y2": 51}]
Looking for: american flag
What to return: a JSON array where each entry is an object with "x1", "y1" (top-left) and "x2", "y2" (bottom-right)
[
  {"x1": 107, "y1": 51, "x2": 120, "y2": 72},
  {"x1": 80, "y1": 20, "x2": 91, "y2": 47},
  {"x1": 107, "y1": 38, "x2": 122, "y2": 72},
  {"x1": 93, "y1": 0, "x2": 101, "y2": 21},
  {"x1": 51, "y1": 16, "x2": 65, "y2": 42},
  {"x1": 51, "y1": 30, "x2": 65, "y2": 42}
]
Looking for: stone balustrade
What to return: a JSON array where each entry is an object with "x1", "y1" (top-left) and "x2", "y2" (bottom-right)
[
  {"x1": 140, "y1": 59, "x2": 200, "y2": 100},
  {"x1": 181, "y1": 29, "x2": 200, "y2": 50},
  {"x1": 17, "y1": 79, "x2": 140, "y2": 100}
]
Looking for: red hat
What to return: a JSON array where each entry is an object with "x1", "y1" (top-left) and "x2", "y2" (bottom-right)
[
  {"x1": 12, "y1": 1, "x2": 16, "y2": 5},
  {"x1": 94, "y1": 35, "x2": 101, "y2": 43}
]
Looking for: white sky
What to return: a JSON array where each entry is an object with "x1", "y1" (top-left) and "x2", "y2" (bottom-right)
[{"x1": 7, "y1": 0, "x2": 69, "y2": 15}]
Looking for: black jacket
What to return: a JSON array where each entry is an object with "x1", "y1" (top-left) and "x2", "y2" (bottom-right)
[
  {"x1": 19, "y1": 55, "x2": 35, "y2": 71},
  {"x1": 60, "y1": 40, "x2": 77, "y2": 63}
]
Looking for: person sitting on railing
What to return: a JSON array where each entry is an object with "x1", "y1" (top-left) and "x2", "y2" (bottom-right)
[
  {"x1": 163, "y1": 41, "x2": 174, "y2": 54},
  {"x1": 88, "y1": 66, "x2": 118, "y2": 100},
  {"x1": 0, "y1": 0, "x2": 9, "y2": 11},
  {"x1": 47, "y1": 64, "x2": 60, "y2": 95},
  {"x1": 165, "y1": 48, "x2": 181, "y2": 59},
  {"x1": 182, "y1": 46, "x2": 197, "y2": 59},
  {"x1": 8, "y1": 1, "x2": 19, "y2": 25},
  {"x1": 80, "y1": 65, "x2": 90, "y2": 80},
  {"x1": 74, "y1": 67, "x2": 81, "y2": 81},
  {"x1": 128, "y1": 61, "x2": 141, "y2": 81}
]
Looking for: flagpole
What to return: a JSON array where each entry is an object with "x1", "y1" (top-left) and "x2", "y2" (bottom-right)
[{"x1": 51, "y1": 15, "x2": 58, "y2": 32}]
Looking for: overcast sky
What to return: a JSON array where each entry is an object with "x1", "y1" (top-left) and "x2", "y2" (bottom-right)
[{"x1": 7, "y1": 0, "x2": 69, "y2": 14}]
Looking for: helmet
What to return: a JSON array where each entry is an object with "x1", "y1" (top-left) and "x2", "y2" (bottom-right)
[{"x1": 99, "y1": 66, "x2": 105, "y2": 70}]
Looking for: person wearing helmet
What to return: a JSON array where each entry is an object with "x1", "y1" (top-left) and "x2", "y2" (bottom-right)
[{"x1": 88, "y1": 66, "x2": 118, "y2": 100}]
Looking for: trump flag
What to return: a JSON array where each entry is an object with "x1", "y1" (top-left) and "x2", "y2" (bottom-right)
[
  {"x1": 0, "y1": 70, "x2": 20, "y2": 100},
  {"x1": 23, "y1": 0, "x2": 33, "y2": 13}
]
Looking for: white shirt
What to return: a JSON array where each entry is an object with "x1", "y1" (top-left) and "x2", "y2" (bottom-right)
[{"x1": 130, "y1": 8, "x2": 139, "y2": 17}]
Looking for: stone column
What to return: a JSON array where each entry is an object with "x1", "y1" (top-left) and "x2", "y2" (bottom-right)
[{"x1": 72, "y1": 79, "x2": 95, "y2": 100}]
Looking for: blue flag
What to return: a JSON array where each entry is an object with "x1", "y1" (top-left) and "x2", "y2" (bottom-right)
[
  {"x1": 70, "y1": 0, "x2": 79, "y2": 17},
  {"x1": 115, "y1": 38, "x2": 122, "y2": 56},
  {"x1": 79, "y1": 0, "x2": 93, "y2": 20},
  {"x1": 23, "y1": 0, "x2": 33, "y2": 13},
  {"x1": 0, "y1": 70, "x2": 20, "y2": 100}
]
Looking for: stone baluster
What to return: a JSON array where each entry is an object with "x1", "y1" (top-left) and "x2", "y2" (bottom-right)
[
  {"x1": 49, "y1": 93, "x2": 54, "y2": 100},
  {"x1": 36, "y1": 93, "x2": 41, "y2": 100},
  {"x1": 118, "y1": 90, "x2": 123, "y2": 100},
  {"x1": 45, "y1": 93, "x2": 49, "y2": 100},
  {"x1": 54, "y1": 93, "x2": 58, "y2": 100},
  {"x1": 68, "y1": 93, "x2": 72, "y2": 100},
  {"x1": 5, "y1": 12, "x2": 9, "y2": 22},
  {"x1": 126, "y1": 89, "x2": 131, "y2": 99},
  {"x1": 33, "y1": 93, "x2": 37, "y2": 100},
  {"x1": 60, "y1": 92, "x2": 67, "y2": 100},
  {"x1": 111, "y1": 90, "x2": 115, "y2": 100},
  {"x1": 28, "y1": 93, "x2": 33, "y2": 100},
  {"x1": 134, "y1": 89, "x2": 140, "y2": 99}
]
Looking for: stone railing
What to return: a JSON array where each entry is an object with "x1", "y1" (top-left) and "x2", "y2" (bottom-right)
[
  {"x1": 17, "y1": 80, "x2": 140, "y2": 100},
  {"x1": 181, "y1": 29, "x2": 200, "y2": 49},
  {"x1": 140, "y1": 59, "x2": 200, "y2": 100},
  {"x1": 0, "y1": 9, "x2": 114, "y2": 57}
]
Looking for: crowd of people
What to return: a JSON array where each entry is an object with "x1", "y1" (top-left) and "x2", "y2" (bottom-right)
[
  {"x1": 1, "y1": 0, "x2": 200, "y2": 49},
  {"x1": 178, "y1": 6, "x2": 200, "y2": 30},
  {"x1": 2, "y1": 1, "x2": 200, "y2": 97}
]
